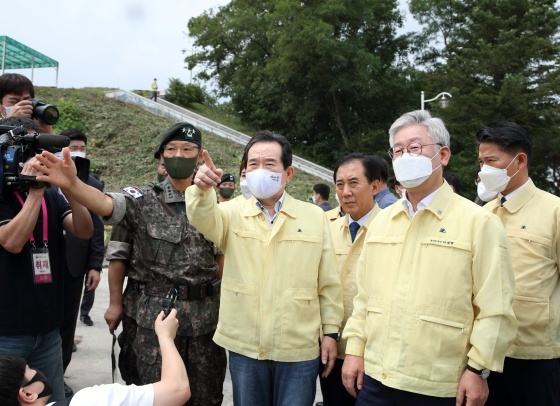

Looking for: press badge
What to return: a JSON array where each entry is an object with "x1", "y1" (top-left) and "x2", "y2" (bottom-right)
[{"x1": 31, "y1": 247, "x2": 52, "y2": 284}]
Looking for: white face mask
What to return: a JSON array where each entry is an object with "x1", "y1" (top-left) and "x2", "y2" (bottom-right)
[
  {"x1": 392, "y1": 150, "x2": 441, "y2": 189},
  {"x1": 311, "y1": 194, "x2": 317, "y2": 204},
  {"x1": 239, "y1": 179, "x2": 252, "y2": 199},
  {"x1": 70, "y1": 151, "x2": 86, "y2": 159},
  {"x1": 477, "y1": 182, "x2": 498, "y2": 202},
  {"x1": 245, "y1": 168, "x2": 285, "y2": 200},
  {"x1": 2, "y1": 106, "x2": 12, "y2": 116},
  {"x1": 478, "y1": 155, "x2": 519, "y2": 193}
]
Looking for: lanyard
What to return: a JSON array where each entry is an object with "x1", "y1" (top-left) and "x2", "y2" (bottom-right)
[{"x1": 13, "y1": 191, "x2": 48, "y2": 248}]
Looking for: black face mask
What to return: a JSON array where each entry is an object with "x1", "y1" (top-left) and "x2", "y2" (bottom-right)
[
  {"x1": 25, "y1": 370, "x2": 53, "y2": 399},
  {"x1": 163, "y1": 157, "x2": 197, "y2": 180},
  {"x1": 218, "y1": 187, "x2": 235, "y2": 199},
  {"x1": 157, "y1": 173, "x2": 167, "y2": 183}
]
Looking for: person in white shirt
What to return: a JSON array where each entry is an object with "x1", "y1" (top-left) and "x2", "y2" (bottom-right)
[{"x1": 0, "y1": 309, "x2": 190, "y2": 406}]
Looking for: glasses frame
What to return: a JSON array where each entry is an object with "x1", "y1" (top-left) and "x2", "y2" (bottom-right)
[
  {"x1": 388, "y1": 143, "x2": 442, "y2": 159},
  {"x1": 163, "y1": 144, "x2": 200, "y2": 157}
]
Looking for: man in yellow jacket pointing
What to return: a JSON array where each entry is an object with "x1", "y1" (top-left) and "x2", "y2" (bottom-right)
[{"x1": 186, "y1": 130, "x2": 343, "y2": 406}]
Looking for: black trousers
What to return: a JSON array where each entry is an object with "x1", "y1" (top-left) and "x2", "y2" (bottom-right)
[
  {"x1": 356, "y1": 375, "x2": 455, "y2": 406},
  {"x1": 486, "y1": 357, "x2": 560, "y2": 406},
  {"x1": 319, "y1": 358, "x2": 356, "y2": 406},
  {"x1": 60, "y1": 272, "x2": 85, "y2": 372}
]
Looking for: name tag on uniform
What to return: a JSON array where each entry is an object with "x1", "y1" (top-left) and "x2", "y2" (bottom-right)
[{"x1": 31, "y1": 248, "x2": 52, "y2": 284}]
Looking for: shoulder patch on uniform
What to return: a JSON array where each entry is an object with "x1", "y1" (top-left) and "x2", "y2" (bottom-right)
[{"x1": 122, "y1": 186, "x2": 143, "y2": 199}]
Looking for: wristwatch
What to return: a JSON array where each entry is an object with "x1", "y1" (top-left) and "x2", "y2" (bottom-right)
[
  {"x1": 323, "y1": 332, "x2": 340, "y2": 342},
  {"x1": 466, "y1": 364, "x2": 490, "y2": 379}
]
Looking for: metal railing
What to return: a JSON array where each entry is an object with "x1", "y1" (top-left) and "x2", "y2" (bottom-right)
[{"x1": 105, "y1": 89, "x2": 334, "y2": 182}]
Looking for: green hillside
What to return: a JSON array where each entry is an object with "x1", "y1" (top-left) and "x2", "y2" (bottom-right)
[{"x1": 35, "y1": 87, "x2": 335, "y2": 204}]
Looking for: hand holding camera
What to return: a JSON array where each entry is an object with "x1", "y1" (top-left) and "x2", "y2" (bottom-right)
[
  {"x1": 4, "y1": 99, "x2": 33, "y2": 119},
  {"x1": 4, "y1": 98, "x2": 59, "y2": 125}
]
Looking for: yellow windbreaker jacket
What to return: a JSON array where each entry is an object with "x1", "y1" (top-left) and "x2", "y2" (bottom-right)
[
  {"x1": 329, "y1": 205, "x2": 382, "y2": 359},
  {"x1": 485, "y1": 179, "x2": 560, "y2": 359},
  {"x1": 185, "y1": 187, "x2": 343, "y2": 362},
  {"x1": 343, "y1": 182, "x2": 517, "y2": 397}
]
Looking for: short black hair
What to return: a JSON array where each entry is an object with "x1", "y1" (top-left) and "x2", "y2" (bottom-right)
[
  {"x1": 0, "y1": 117, "x2": 40, "y2": 132},
  {"x1": 242, "y1": 130, "x2": 292, "y2": 169},
  {"x1": 443, "y1": 172, "x2": 462, "y2": 194},
  {"x1": 60, "y1": 128, "x2": 88, "y2": 144},
  {"x1": 0, "y1": 355, "x2": 27, "y2": 406},
  {"x1": 476, "y1": 121, "x2": 532, "y2": 163},
  {"x1": 333, "y1": 153, "x2": 385, "y2": 184},
  {"x1": 370, "y1": 156, "x2": 389, "y2": 183},
  {"x1": 313, "y1": 184, "x2": 330, "y2": 200},
  {"x1": 0, "y1": 73, "x2": 35, "y2": 101}
]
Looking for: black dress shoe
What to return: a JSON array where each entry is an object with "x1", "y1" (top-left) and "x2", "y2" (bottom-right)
[
  {"x1": 80, "y1": 316, "x2": 93, "y2": 326},
  {"x1": 64, "y1": 382, "x2": 74, "y2": 398}
]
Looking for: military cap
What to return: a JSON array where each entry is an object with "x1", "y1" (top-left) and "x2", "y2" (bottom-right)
[
  {"x1": 219, "y1": 173, "x2": 235, "y2": 185},
  {"x1": 154, "y1": 122, "x2": 202, "y2": 158}
]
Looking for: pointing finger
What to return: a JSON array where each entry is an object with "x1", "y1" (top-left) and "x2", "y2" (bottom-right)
[{"x1": 202, "y1": 150, "x2": 216, "y2": 170}]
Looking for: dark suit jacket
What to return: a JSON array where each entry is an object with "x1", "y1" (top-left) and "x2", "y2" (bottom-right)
[{"x1": 65, "y1": 175, "x2": 105, "y2": 277}]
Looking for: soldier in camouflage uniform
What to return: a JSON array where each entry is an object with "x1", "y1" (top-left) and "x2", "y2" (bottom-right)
[{"x1": 34, "y1": 122, "x2": 227, "y2": 406}]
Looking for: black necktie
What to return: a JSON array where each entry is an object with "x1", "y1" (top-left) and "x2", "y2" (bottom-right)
[
  {"x1": 500, "y1": 196, "x2": 507, "y2": 207},
  {"x1": 349, "y1": 222, "x2": 360, "y2": 243}
]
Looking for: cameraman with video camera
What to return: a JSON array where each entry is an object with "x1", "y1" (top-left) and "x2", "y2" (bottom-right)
[
  {"x1": 0, "y1": 73, "x2": 59, "y2": 135},
  {"x1": 0, "y1": 117, "x2": 93, "y2": 402}
]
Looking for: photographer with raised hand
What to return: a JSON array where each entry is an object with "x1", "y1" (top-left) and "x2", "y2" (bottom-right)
[
  {"x1": 0, "y1": 117, "x2": 93, "y2": 402},
  {"x1": 0, "y1": 73, "x2": 58, "y2": 134}
]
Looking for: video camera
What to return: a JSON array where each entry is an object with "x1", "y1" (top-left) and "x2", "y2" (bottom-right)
[{"x1": 0, "y1": 125, "x2": 89, "y2": 193}]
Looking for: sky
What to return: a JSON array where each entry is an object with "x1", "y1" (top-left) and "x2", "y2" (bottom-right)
[{"x1": 2, "y1": 0, "x2": 419, "y2": 92}]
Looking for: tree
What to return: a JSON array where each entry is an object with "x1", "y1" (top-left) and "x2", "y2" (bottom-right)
[
  {"x1": 53, "y1": 99, "x2": 87, "y2": 133},
  {"x1": 410, "y1": 0, "x2": 560, "y2": 197},
  {"x1": 186, "y1": 0, "x2": 417, "y2": 166},
  {"x1": 165, "y1": 78, "x2": 205, "y2": 107}
]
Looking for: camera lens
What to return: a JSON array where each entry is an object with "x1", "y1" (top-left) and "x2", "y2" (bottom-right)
[
  {"x1": 41, "y1": 105, "x2": 60, "y2": 125},
  {"x1": 32, "y1": 99, "x2": 60, "y2": 125}
]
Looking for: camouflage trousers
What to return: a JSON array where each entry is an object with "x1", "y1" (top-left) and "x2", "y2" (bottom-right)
[
  {"x1": 119, "y1": 319, "x2": 226, "y2": 406},
  {"x1": 117, "y1": 315, "x2": 141, "y2": 385}
]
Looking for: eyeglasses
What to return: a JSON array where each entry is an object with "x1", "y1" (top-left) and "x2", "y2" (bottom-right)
[
  {"x1": 163, "y1": 144, "x2": 200, "y2": 156},
  {"x1": 388, "y1": 143, "x2": 442, "y2": 159}
]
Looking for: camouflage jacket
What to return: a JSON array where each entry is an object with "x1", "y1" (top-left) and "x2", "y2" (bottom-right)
[{"x1": 105, "y1": 179, "x2": 220, "y2": 336}]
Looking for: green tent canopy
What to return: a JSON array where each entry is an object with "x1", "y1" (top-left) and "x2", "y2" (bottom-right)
[{"x1": 0, "y1": 36, "x2": 59, "y2": 86}]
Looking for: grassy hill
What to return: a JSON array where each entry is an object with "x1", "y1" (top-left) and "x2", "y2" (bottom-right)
[{"x1": 35, "y1": 87, "x2": 336, "y2": 205}]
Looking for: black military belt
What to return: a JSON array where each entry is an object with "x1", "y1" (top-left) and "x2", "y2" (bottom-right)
[{"x1": 143, "y1": 280, "x2": 221, "y2": 301}]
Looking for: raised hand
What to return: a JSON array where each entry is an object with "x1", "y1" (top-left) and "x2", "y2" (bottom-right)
[
  {"x1": 155, "y1": 309, "x2": 179, "y2": 341},
  {"x1": 5, "y1": 100, "x2": 33, "y2": 119},
  {"x1": 193, "y1": 149, "x2": 223, "y2": 191},
  {"x1": 32, "y1": 148, "x2": 78, "y2": 190}
]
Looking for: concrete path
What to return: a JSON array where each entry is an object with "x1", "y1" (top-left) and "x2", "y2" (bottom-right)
[{"x1": 65, "y1": 270, "x2": 323, "y2": 404}]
